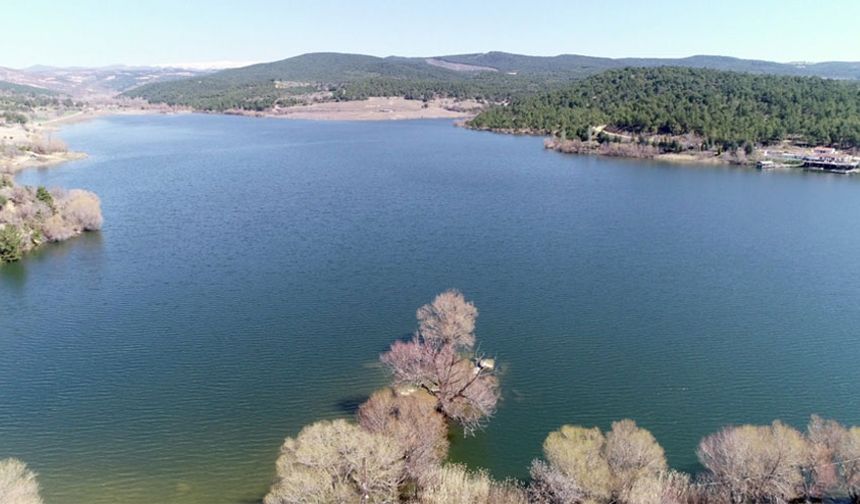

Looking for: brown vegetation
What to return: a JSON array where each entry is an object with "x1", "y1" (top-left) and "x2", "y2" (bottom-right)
[
  {"x1": 0, "y1": 458, "x2": 43, "y2": 504},
  {"x1": 381, "y1": 290, "x2": 499, "y2": 434},
  {"x1": 418, "y1": 464, "x2": 526, "y2": 504},
  {"x1": 264, "y1": 419, "x2": 405, "y2": 504},
  {"x1": 263, "y1": 293, "x2": 860, "y2": 504},
  {"x1": 531, "y1": 420, "x2": 669, "y2": 504},
  {"x1": 357, "y1": 388, "x2": 449, "y2": 487},
  {"x1": 543, "y1": 137, "x2": 754, "y2": 166},
  {"x1": 0, "y1": 175, "x2": 102, "y2": 264}
]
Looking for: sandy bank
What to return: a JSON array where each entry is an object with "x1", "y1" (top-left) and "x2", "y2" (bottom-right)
[
  {"x1": 1, "y1": 106, "x2": 183, "y2": 174},
  {"x1": 247, "y1": 97, "x2": 484, "y2": 121}
]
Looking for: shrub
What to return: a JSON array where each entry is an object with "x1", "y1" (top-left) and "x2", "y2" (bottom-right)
[
  {"x1": 625, "y1": 470, "x2": 692, "y2": 504},
  {"x1": 542, "y1": 425, "x2": 613, "y2": 501},
  {"x1": 418, "y1": 464, "x2": 526, "y2": 504},
  {"x1": 0, "y1": 458, "x2": 43, "y2": 504},
  {"x1": 263, "y1": 419, "x2": 405, "y2": 504},
  {"x1": 537, "y1": 420, "x2": 668, "y2": 503},
  {"x1": 839, "y1": 427, "x2": 860, "y2": 500},
  {"x1": 0, "y1": 224, "x2": 24, "y2": 263},
  {"x1": 697, "y1": 421, "x2": 809, "y2": 504},
  {"x1": 606, "y1": 419, "x2": 668, "y2": 501},
  {"x1": 357, "y1": 388, "x2": 449, "y2": 486},
  {"x1": 59, "y1": 190, "x2": 103, "y2": 231},
  {"x1": 528, "y1": 459, "x2": 586, "y2": 503},
  {"x1": 35, "y1": 186, "x2": 53, "y2": 208}
]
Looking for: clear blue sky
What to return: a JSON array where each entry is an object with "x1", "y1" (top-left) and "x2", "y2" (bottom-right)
[{"x1": 3, "y1": 0, "x2": 859, "y2": 68}]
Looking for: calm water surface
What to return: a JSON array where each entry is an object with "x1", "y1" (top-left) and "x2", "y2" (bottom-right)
[{"x1": 2, "y1": 115, "x2": 859, "y2": 504}]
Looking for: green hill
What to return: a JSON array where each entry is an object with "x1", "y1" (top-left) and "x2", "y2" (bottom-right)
[
  {"x1": 468, "y1": 67, "x2": 860, "y2": 149},
  {"x1": 0, "y1": 81, "x2": 57, "y2": 96},
  {"x1": 0, "y1": 80, "x2": 70, "y2": 124},
  {"x1": 123, "y1": 52, "x2": 860, "y2": 113}
]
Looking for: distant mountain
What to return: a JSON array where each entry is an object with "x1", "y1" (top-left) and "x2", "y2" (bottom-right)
[
  {"x1": 438, "y1": 52, "x2": 860, "y2": 79},
  {"x1": 0, "y1": 80, "x2": 58, "y2": 96},
  {"x1": 0, "y1": 65, "x2": 215, "y2": 97},
  {"x1": 119, "y1": 51, "x2": 860, "y2": 111}
]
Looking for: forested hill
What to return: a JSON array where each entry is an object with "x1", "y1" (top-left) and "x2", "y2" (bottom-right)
[
  {"x1": 122, "y1": 52, "x2": 860, "y2": 112},
  {"x1": 1, "y1": 81, "x2": 74, "y2": 125},
  {"x1": 468, "y1": 67, "x2": 860, "y2": 149}
]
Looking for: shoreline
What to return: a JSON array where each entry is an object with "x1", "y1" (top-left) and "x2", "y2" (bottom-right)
[
  {"x1": 467, "y1": 125, "x2": 759, "y2": 168},
  {"x1": 220, "y1": 97, "x2": 483, "y2": 122},
  {"x1": 1, "y1": 106, "x2": 184, "y2": 174}
]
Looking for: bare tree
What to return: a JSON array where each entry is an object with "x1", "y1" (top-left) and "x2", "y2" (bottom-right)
[
  {"x1": 528, "y1": 459, "x2": 586, "y2": 504},
  {"x1": 264, "y1": 419, "x2": 405, "y2": 504},
  {"x1": 0, "y1": 458, "x2": 43, "y2": 504},
  {"x1": 536, "y1": 421, "x2": 668, "y2": 503},
  {"x1": 416, "y1": 289, "x2": 477, "y2": 350},
  {"x1": 357, "y1": 388, "x2": 449, "y2": 487},
  {"x1": 802, "y1": 415, "x2": 845, "y2": 499},
  {"x1": 626, "y1": 470, "x2": 692, "y2": 504},
  {"x1": 838, "y1": 427, "x2": 860, "y2": 502},
  {"x1": 606, "y1": 419, "x2": 668, "y2": 500},
  {"x1": 418, "y1": 464, "x2": 526, "y2": 504},
  {"x1": 541, "y1": 425, "x2": 613, "y2": 502},
  {"x1": 697, "y1": 421, "x2": 809, "y2": 504},
  {"x1": 381, "y1": 290, "x2": 499, "y2": 434}
]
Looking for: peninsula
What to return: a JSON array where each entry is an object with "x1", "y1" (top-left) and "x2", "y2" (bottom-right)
[{"x1": 467, "y1": 67, "x2": 860, "y2": 169}]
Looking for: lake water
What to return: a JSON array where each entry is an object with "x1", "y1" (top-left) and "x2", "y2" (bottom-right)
[{"x1": 2, "y1": 115, "x2": 860, "y2": 504}]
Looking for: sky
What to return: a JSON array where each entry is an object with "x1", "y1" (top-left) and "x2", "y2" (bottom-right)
[{"x1": 2, "y1": 0, "x2": 859, "y2": 68}]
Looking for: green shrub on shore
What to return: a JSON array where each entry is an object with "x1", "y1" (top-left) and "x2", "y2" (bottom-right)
[
  {"x1": 0, "y1": 181, "x2": 103, "y2": 264},
  {"x1": 35, "y1": 186, "x2": 53, "y2": 208},
  {"x1": 0, "y1": 224, "x2": 23, "y2": 263}
]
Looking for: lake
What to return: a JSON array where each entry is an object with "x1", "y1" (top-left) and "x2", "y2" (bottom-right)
[{"x1": 2, "y1": 115, "x2": 859, "y2": 504}]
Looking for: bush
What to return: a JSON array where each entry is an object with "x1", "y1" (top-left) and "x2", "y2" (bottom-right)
[
  {"x1": 0, "y1": 458, "x2": 43, "y2": 504},
  {"x1": 60, "y1": 190, "x2": 103, "y2": 231},
  {"x1": 35, "y1": 186, "x2": 53, "y2": 208},
  {"x1": 0, "y1": 224, "x2": 24, "y2": 263},
  {"x1": 357, "y1": 388, "x2": 449, "y2": 487},
  {"x1": 697, "y1": 421, "x2": 808, "y2": 504},
  {"x1": 537, "y1": 420, "x2": 668, "y2": 503},
  {"x1": 264, "y1": 419, "x2": 405, "y2": 504},
  {"x1": 418, "y1": 464, "x2": 526, "y2": 504}
]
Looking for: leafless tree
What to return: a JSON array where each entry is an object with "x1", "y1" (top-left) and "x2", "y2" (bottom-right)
[
  {"x1": 541, "y1": 425, "x2": 613, "y2": 501},
  {"x1": 418, "y1": 464, "x2": 526, "y2": 504},
  {"x1": 838, "y1": 427, "x2": 860, "y2": 502},
  {"x1": 264, "y1": 419, "x2": 405, "y2": 504},
  {"x1": 381, "y1": 290, "x2": 499, "y2": 434},
  {"x1": 0, "y1": 458, "x2": 43, "y2": 504},
  {"x1": 536, "y1": 421, "x2": 668, "y2": 504},
  {"x1": 606, "y1": 419, "x2": 668, "y2": 501},
  {"x1": 697, "y1": 421, "x2": 809, "y2": 504},
  {"x1": 801, "y1": 415, "x2": 845, "y2": 500},
  {"x1": 626, "y1": 470, "x2": 692, "y2": 504},
  {"x1": 357, "y1": 388, "x2": 449, "y2": 487},
  {"x1": 527, "y1": 459, "x2": 586, "y2": 504}
]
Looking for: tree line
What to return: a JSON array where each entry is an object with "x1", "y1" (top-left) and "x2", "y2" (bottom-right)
[{"x1": 469, "y1": 67, "x2": 860, "y2": 150}]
